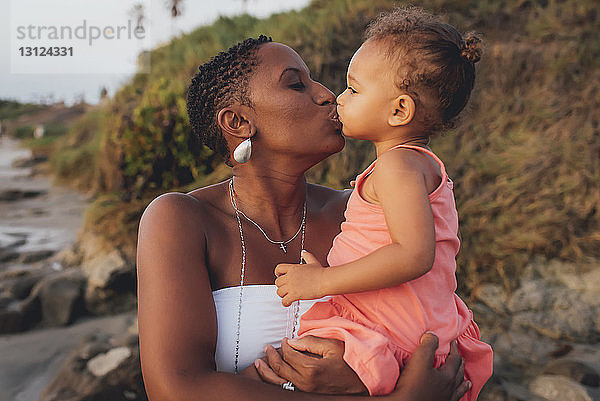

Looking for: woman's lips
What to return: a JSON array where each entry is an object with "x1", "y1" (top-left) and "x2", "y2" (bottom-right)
[{"x1": 329, "y1": 108, "x2": 342, "y2": 128}]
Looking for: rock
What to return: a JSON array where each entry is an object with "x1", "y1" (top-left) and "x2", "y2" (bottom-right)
[
  {"x1": 504, "y1": 272, "x2": 600, "y2": 343},
  {"x1": 78, "y1": 340, "x2": 111, "y2": 361},
  {"x1": 0, "y1": 268, "x2": 50, "y2": 332},
  {"x1": 0, "y1": 189, "x2": 46, "y2": 201},
  {"x1": 25, "y1": 269, "x2": 86, "y2": 327},
  {"x1": 41, "y1": 334, "x2": 147, "y2": 401},
  {"x1": 529, "y1": 374, "x2": 600, "y2": 401},
  {"x1": 473, "y1": 283, "x2": 509, "y2": 315},
  {"x1": 0, "y1": 251, "x2": 19, "y2": 263},
  {"x1": 82, "y1": 250, "x2": 136, "y2": 315},
  {"x1": 469, "y1": 261, "x2": 600, "y2": 401},
  {"x1": 471, "y1": 303, "x2": 507, "y2": 339},
  {"x1": 87, "y1": 347, "x2": 132, "y2": 377},
  {"x1": 111, "y1": 331, "x2": 139, "y2": 348},
  {"x1": 53, "y1": 245, "x2": 83, "y2": 268},
  {"x1": 507, "y1": 280, "x2": 547, "y2": 313},
  {"x1": 77, "y1": 231, "x2": 111, "y2": 264},
  {"x1": 511, "y1": 288, "x2": 600, "y2": 342},
  {"x1": 0, "y1": 298, "x2": 27, "y2": 333},
  {"x1": 0, "y1": 267, "x2": 48, "y2": 299},
  {"x1": 493, "y1": 330, "x2": 558, "y2": 371},
  {"x1": 12, "y1": 155, "x2": 47, "y2": 168},
  {"x1": 84, "y1": 250, "x2": 129, "y2": 290},
  {"x1": 0, "y1": 231, "x2": 27, "y2": 250},
  {"x1": 21, "y1": 249, "x2": 55, "y2": 263},
  {"x1": 127, "y1": 318, "x2": 138, "y2": 336},
  {"x1": 479, "y1": 377, "x2": 550, "y2": 401},
  {"x1": 0, "y1": 294, "x2": 12, "y2": 309},
  {"x1": 504, "y1": 380, "x2": 549, "y2": 401},
  {"x1": 543, "y1": 358, "x2": 600, "y2": 387}
]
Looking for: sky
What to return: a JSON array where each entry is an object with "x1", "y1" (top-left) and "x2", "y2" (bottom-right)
[{"x1": 0, "y1": 0, "x2": 311, "y2": 105}]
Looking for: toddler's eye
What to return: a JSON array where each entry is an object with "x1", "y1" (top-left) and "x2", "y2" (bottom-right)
[
  {"x1": 290, "y1": 81, "x2": 305, "y2": 90},
  {"x1": 347, "y1": 86, "x2": 357, "y2": 94}
]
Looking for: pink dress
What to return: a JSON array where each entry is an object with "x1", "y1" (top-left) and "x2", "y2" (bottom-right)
[{"x1": 298, "y1": 144, "x2": 493, "y2": 399}]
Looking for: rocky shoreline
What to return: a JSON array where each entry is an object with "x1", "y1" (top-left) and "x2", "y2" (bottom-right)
[
  {"x1": 1, "y1": 139, "x2": 599, "y2": 401},
  {"x1": 0, "y1": 138, "x2": 142, "y2": 401},
  {"x1": 476, "y1": 260, "x2": 600, "y2": 401}
]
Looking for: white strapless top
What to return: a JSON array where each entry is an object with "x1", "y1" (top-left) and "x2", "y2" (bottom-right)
[{"x1": 212, "y1": 285, "x2": 328, "y2": 372}]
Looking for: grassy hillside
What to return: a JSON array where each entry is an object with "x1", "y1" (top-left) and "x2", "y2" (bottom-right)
[
  {"x1": 0, "y1": 100, "x2": 45, "y2": 120},
  {"x1": 50, "y1": 0, "x2": 599, "y2": 294}
]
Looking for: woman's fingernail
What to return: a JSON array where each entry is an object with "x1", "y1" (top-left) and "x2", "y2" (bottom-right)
[
  {"x1": 254, "y1": 359, "x2": 260, "y2": 368},
  {"x1": 264, "y1": 345, "x2": 269, "y2": 353},
  {"x1": 467, "y1": 380, "x2": 472, "y2": 389},
  {"x1": 420, "y1": 331, "x2": 437, "y2": 344}
]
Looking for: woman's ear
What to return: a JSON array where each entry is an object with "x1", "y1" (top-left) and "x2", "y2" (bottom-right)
[
  {"x1": 217, "y1": 105, "x2": 256, "y2": 139},
  {"x1": 388, "y1": 94, "x2": 416, "y2": 127}
]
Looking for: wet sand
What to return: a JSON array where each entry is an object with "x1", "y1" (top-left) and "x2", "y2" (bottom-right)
[{"x1": 0, "y1": 137, "x2": 89, "y2": 273}]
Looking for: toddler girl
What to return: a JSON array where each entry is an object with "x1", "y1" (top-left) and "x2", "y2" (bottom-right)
[{"x1": 274, "y1": 7, "x2": 493, "y2": 400}]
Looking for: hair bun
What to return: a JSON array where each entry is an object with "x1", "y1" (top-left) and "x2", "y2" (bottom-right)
[{"x1": 461, "y1": 33, "x2": 482, "y2": 64}]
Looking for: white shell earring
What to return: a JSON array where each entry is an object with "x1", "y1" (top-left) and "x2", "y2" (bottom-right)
[{"x1": 233, "y1": 137, "x2": 252, "y2": 164}]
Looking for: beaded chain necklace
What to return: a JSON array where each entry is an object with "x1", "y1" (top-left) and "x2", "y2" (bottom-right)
[{"x1": 228, "y1": 178, "x2": 305, "y2": 373}]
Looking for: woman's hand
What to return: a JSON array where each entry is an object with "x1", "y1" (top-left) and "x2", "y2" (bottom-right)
[
  {"x1": 274, "y1": 251, "x2": 327, "y2": 306},
  {"x1": 393, "y1": 333, "x2": 470, "y2": 401},
  {"x1": 254, "y1": 336, "x2": 368, "y2": 394}
]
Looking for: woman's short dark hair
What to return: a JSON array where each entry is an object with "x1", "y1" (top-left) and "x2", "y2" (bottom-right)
[
  {"x1": 365, "y1": 7, "x2": 482, "y2": 133},
  {"x1": 187, "y1": 35, "x2": 272, "y2": 165}
]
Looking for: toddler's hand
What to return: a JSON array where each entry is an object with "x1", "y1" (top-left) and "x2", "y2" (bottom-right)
[{"x1": 274, "y1": 250, "x2": 327, "y2": 306}]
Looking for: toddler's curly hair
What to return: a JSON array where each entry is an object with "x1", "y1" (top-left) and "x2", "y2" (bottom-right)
[{"x1": 365, "y1": 7, "x2": 482, "y2": 133}]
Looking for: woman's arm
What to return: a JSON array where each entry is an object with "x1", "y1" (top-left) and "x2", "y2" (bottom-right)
[
  {"x1": 275, "y1": 150, "x2": 435, "y2": 304},
  {"x1": 137, "y1": 192, "x2": 427, "y2": 401}
]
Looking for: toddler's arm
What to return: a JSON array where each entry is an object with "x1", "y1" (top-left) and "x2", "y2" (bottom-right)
[{"x1": 275, "y1": 148, "x2": 436, "y2": 305}]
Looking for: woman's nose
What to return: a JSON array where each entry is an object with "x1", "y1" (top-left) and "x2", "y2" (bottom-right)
[{"x1": 315, "y1": 83, "x2": 336, "y2": 105}]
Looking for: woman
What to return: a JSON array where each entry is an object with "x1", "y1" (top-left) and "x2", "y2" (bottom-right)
[{"x1": 137, "y1": 36, "x2": 469, "y2": 400}]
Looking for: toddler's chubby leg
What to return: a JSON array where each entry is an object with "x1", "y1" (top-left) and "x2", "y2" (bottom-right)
[{"x1": 299, "y1": 301, "x2": 399, "y2": 395}]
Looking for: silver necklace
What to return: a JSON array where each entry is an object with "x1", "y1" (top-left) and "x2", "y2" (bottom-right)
[
  {"x1": 228, "y1": 179, "x2": 306, "y2": 253},
  {"x1": 228, "y1": 179, "x2": 306, "y2": 373}
]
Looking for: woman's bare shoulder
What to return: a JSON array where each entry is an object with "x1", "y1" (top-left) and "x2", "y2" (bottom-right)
[
  {"x1": 139, "y1": 180, "x2": 230, "y2": 243},
  {"x1": 143, "y1": 181, "x2": 228, "y2": 218}
]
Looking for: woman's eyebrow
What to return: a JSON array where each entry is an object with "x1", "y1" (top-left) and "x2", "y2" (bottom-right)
[{"x1": 279, "y1": 67, "x2": 301, "y2": 81}]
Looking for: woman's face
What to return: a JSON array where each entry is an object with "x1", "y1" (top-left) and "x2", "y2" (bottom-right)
[{"x1": 247, "y1": 42, "x2": 344, "y2": 164}]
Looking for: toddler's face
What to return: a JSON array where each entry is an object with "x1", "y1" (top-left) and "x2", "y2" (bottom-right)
[{"x1": 336, "y1": 40, "x2": 402, "y2": 140}]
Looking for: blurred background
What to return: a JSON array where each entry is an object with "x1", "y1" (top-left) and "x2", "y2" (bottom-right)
[{"x1": 0, "y1": 0, "x2": 598, "y2": 400}]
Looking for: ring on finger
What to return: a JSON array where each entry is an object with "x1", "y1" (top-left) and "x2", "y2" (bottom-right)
[{"x1": 282, "y1": 381, "x2": 296, "y2": 391}]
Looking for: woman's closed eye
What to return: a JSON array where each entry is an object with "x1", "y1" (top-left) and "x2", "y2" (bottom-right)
[{"x1": 290, "y1": 81, "x2": 306, "y2": 90}]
